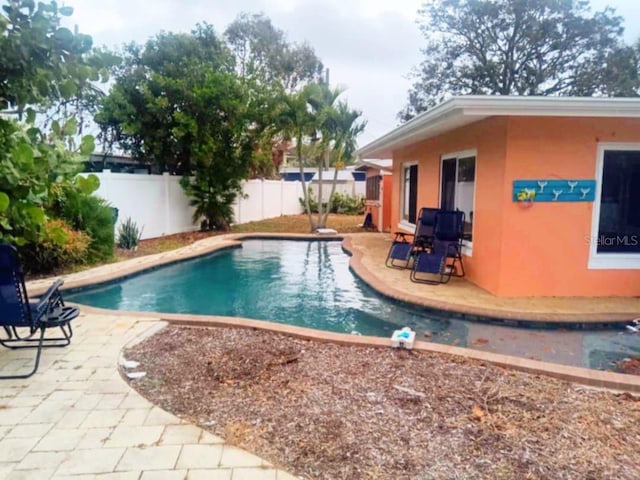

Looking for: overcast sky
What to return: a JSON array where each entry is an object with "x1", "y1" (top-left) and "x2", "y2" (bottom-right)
[{"x1": 63, "y1": 0, "x2": 640, "y2": 147}]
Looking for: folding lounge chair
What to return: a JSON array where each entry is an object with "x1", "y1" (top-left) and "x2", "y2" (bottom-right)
[
  {"x1": 410, "y1": 210, "x2": 465, "y2": 284},
  {"x1": 385, "y1": 207, "x2": 439, "y2": 269},
  {"x1": 0, "y1": 244, "x2": 79, "y2": 379}
]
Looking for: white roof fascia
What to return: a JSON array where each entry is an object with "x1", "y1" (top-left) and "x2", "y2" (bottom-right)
[{"x1": 356, "y1": 96, "x2": 640, "y2": 159}]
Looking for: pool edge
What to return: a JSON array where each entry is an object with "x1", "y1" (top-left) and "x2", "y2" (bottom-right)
[{"x1": 77, "y1": 304, "x2": 640, "y2": 394}]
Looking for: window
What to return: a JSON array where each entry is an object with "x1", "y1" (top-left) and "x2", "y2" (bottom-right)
[
  {"x1": 402, "y1": 164, "x2": 418, "y2": 224},
  {"x1": 440, "y1": 152, "x2": 476, "y2": 242},
  {"x1": 590, "y1": 144, "x2": 640, "y2": 269},
  {"x1": 366, "y1": 175, "x2": 381, "y2": 201}
]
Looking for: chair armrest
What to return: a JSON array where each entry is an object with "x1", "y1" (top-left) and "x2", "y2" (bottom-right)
[
  {"x1": 392, "y1": 232, "x2": 411, "y2": 243},
  {"x1": 31, "y1": 279, "x2": 65, "y2": 320}
]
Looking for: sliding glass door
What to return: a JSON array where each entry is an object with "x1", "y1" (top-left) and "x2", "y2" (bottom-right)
[{"x1": 440, "y1": 153, "x2": 476, "y2": 241}]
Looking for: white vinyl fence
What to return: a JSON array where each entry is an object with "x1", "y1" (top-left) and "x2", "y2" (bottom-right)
[
  {"x1": 82, "y1": 171, "x2": 365, "y2": 240},
  {"x1": 81, "y1": 171, "x2": 319, "y2": 239}
]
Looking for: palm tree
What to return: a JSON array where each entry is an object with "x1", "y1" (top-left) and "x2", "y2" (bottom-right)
[
  {"x1": 307, "y1": 84, "x2": 366, "y2": 229},
  {"x1": 318, "y1": 101, "x2": 366, "y2": 227},
  {"x1": 277, "y1": 83, "x2": 366, "y2": 231},
  {"x1": 276, "y1": 85, "x2": 317, "y2": 229}
]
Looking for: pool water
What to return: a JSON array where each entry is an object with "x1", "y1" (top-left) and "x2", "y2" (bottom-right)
[{"x1": 67, "y1": 240, "x2": 639, "y2": 372}]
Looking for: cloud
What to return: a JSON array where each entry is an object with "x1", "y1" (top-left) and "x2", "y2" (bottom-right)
[{"x1": 60, "y1": 0, "x2": 639, "y2": 147}]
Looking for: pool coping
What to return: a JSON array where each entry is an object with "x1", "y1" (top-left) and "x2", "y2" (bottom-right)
[
  {"x1": 75, "y1": 304, "x2": 640, "y2": 394},
  {"x1": 340, "y1": 237, "x2": 636, "y2": 326}
]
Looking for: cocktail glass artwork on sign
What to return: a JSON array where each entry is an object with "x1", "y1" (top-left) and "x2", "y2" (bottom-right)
[
  {"x1": 580, "y1": 187, "x2": 591, "y2": 199},
  {"x1": 537, "y1": 180, "x2": 548, "y2": 193}
]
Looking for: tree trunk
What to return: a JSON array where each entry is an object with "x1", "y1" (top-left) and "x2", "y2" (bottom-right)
[
  {"x1": 320, "y1": 158, "x2": 341, "y2": 227},
  {"x1": 316, "y1": 148, "x2": 326, "y2": 230},
  {"x1": 297, "y1": 135, "x2": 314, "y2": 231}
]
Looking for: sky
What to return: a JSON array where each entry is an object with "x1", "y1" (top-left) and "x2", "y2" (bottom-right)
[{"x1": 63, "y1": 0, "x2": 640, "y2": 147}]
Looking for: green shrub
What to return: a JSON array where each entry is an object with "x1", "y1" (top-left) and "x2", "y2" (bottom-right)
[
  {"x1": 58, "y1": 192, "x2": 115, "y2": 262},
  {"x1": 299, "y1": 188, "x2": 365, "y2": 215},
  {"x1": 20, "y1": 219, "x2": 90, "y2": 274},
  {"x1": 117, "y1": 217, "x2": 143, "y2": 250},
  {"x1": 48, "y1": 175, "x2": 114, "y2": 263},
  {"x1": 331, "y1": 192, "x2": 366, "y2": 215}
]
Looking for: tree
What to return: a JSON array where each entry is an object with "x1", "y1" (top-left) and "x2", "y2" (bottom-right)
[
  {"x1": 225, "y1": 13, "x2": 325, "y2": 179},
  {"x1": 277, "y1": 84, "x2": 320, "y2": 227},
  {"x1": 224, "y1": 13, "x2": 324, "y2": 92},
  {"x1": 96, "y1": 26, "x2": 234, "y2": 174},
  {"x1": 97, "y1": 27, "x2": 268, "y2": 230},
  {"x1": 178, "y1": 72, "x2": 259, "y2": 230},
  {"x1": 400, "y1": 0, "x2": 639, "y2": 121},
  {"x1": 0, "y1": 0, "x2": 109, "y2": 254},
  {"x1": 0, "y1": 0, "x2": 115, "y2": 127},
  {"x1": 278, "y1": 83, "x2": 366, "y2": 231}
]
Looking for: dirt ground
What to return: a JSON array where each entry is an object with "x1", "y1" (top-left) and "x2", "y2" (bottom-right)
[{"x1": 125, "y1": 326, "x2": 640, "y2": 480}]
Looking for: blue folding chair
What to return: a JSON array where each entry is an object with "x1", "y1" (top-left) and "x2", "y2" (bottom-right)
[
  {"x1": 386, "y1": 207, "x2": 439, "y2": 269},
  {"x1": 410, "y1": 210, "x2": 465, "y2": 284},
  {"x1": 0, "y1": 244, "x2": 79, "y2": 379}
]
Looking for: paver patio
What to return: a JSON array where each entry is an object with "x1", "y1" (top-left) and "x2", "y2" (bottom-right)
[{"x1": 0, "y1": 312, "x2": 297, "y2": 480}]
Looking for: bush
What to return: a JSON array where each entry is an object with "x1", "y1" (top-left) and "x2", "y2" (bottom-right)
[
  {"x1": 331, "y1": 192, "x2": 366, "y2": 215},
  {"x1": 117, "y1": 217, "x2": 143, "y2": 250},
  {"x1": 58, "y1": 191, "x2": 115, "y2": 263},
  {"x1": 20, "y1": 219, "x2": 90, "y2": 274},
  {"x1": 299, "y1": 188, "x2": 365, "y2": 215}
]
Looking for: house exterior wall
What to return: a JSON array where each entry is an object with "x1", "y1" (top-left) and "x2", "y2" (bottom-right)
[
  {"x1": 391, "y1": 117, "x2": 509, "y2": 295},
  {"x1": 390, "y1": 115, "x2": 640, "y2": 297},
  {"x1": 382, "y1": 174, "x2": 392, "y2": 232},
  {"x1": 499, "y1": 116, "x2": 640, "y2": 297}
]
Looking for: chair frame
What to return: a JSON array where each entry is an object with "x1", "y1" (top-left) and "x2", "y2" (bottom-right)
[
  {"x1": 409, "y1": 210, "x2": 466, "y2": 284},
  {"x1": 385, "y1": 207, "x2": 440, "y2": 269},
  {"x1": 0, "y1": 245, "x2": 78, "y2": 379}
]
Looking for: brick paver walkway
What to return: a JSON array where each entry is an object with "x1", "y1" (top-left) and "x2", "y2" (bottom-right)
[{"x1": 0, "y1": 312, "x2": 296, "y2": 480}]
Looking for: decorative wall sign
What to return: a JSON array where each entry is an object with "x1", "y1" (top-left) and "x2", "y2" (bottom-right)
[{"x1": 512, "y1": 180, "x2": 596, "y2": 202}]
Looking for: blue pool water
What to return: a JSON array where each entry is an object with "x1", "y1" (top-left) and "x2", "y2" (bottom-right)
[{"x1": 67, "y1": 240, "x2": 639, "y2": 372}]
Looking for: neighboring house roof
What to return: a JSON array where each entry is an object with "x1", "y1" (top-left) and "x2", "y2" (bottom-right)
[
  {"x1": 356, "y1": 95, "x2": 640, "y2": 159},
  {"x1": 355, "y1": 159, "x2": 393, "y2": 172}
]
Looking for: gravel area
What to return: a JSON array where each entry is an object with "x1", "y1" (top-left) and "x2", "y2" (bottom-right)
[{"x1": 125, "y1": 326, "x2": 640, "y2": 480}]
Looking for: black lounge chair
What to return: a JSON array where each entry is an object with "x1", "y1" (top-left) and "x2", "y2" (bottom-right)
[
  {"x1": 0, "y1": 244, "x2": 79, "y2": 379},
  {"x1": 410, "y1": 210, "x2": 466, "y2": 284},
  {"x1": 385, "y1": 207, "x2": 439, "y2": 269}
]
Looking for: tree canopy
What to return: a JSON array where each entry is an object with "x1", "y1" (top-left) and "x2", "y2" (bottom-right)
[
  {"x1": 96, "y1": 26, "x2": 236, "y2": 174},
  {"x1": 225, "y1": 13, "x2": 324, "y2": 92},
  {"x1": 0, "y1": 0, "x2": 114, "y2": 268},
  {"x1": 400, "y1": 0, "x2": 640, "y2": 121}
]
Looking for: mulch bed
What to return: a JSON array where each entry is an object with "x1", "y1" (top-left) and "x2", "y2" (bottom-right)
[{"x1": 125, "y1": 326, "x2": 640, "y2": 480}]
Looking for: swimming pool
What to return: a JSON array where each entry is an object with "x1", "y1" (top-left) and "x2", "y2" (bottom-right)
[{"x1": 66, "y1": 239, "x2": 639, "y2": 372}]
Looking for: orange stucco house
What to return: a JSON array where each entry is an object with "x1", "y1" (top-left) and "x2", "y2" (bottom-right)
[{"x1": 357, "y1": 96, "x2": 640, "y2": 298}]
